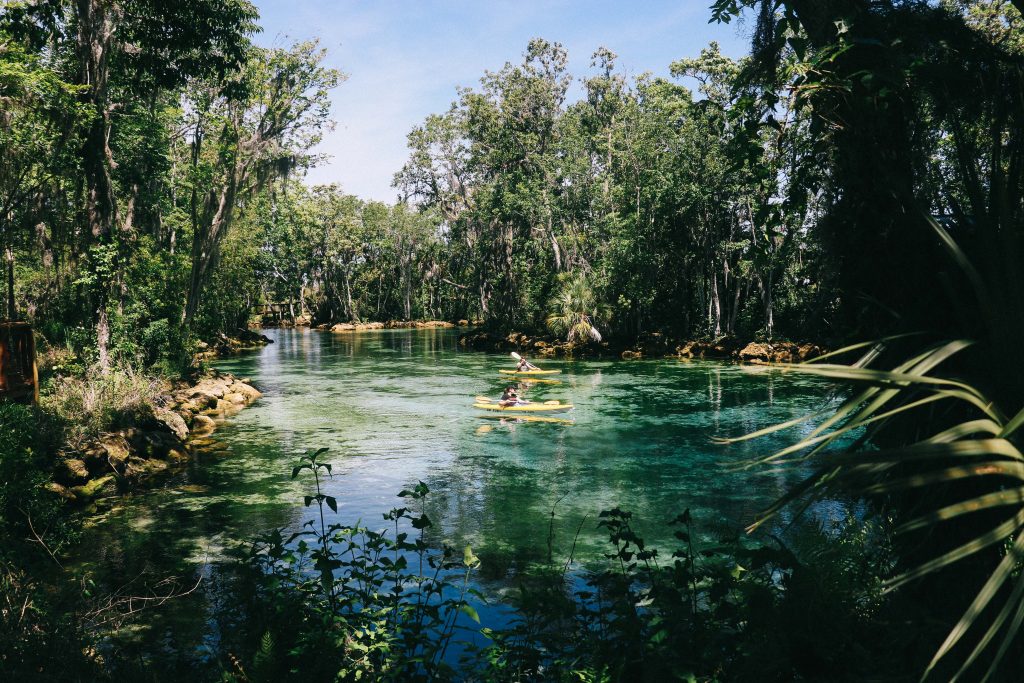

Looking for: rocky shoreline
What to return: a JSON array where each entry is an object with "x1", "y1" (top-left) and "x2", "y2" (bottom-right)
[
  {"x1": 459, "y1": 330, "x2": 826, "y2": 364},
  {"x1": 47, "y1": 371, "x2": 262, "y2": 507},
  {"x1": 195, "y1": 328, "x2": 274, "y2": 360},
  {"x1": 323, "y1": 319, "x2": 468, "y2": 332}
]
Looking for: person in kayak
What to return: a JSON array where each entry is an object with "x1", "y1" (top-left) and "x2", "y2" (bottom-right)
[
  {"x1": 515, "y1": 356, "x2": 538, "y2": 371},
  {"x1": 499, "y1": 385, "x2": 529, "y2": 406}
]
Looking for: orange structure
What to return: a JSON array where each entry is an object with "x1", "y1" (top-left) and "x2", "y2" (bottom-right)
[{"x1": 0, "y1": 321, "x2": 38, "y2": 404}]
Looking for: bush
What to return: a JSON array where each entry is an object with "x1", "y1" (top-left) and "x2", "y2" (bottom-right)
[
  {"x1": 0, "y1": 559, "x2": 101, "y2": 680},
  {"x1": 0, "y1": 402, "x2": 72, "y2": 552},
  {"x1": 40, "y1": 365, "x2": 166, "y2": 446},
  {"x1": 232, "y1": 450, "x2": 901, "y2": 682}
]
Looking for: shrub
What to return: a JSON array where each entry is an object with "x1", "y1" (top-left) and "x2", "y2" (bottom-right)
[{"x1": 40, "y1": 364, "x2": 166, "y2": 446}]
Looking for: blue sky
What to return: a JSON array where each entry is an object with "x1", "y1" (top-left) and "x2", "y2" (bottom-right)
[{"x1": 252, "y1": 1, "x2": 752, "y2": 202}]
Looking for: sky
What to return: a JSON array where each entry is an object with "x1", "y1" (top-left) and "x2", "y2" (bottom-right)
[{"x1": 252, "y1": 1, "x2": 752, "y2": 202}]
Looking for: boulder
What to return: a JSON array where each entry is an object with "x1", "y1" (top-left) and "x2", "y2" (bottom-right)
[
  {"x1": 621, "y1": 350, "x2": 642, "y2": 360},
  {"x1": 137, "y1": 430, "x2": 183, "y2": 459},
  {"x1": 797, "y1": 343, "x2": 824, "y2": 361},
  {"x1": 97, "y1": 434, "x2": 131, "y2": 469},
  {"x1": 677, "y1": 341, "x2": 698, "y2": 358},
  {"x1": 189, "y1": 390, "x2": 219, "y2": 409},
  {"x1": 223, "y1": 392, "x2": 246, "y2": 405},
  {"x1": 70, "y1": 475, "x2": 115, "y2": 503},
  {"x1": 229, "y1": 382, "x2": 262, "y2": 401},
  {"x1": 331, "y1": 323, "x2": 355, "y2": 332},
  {"x1": 46, "y1": 482, "x2": 76, "y2": 502},
  {"x1": 457, "y1": 319, "x2": 469, "y2": 326},
  {"x1": 56, "y1": 458, "x2": 90, "y2": 485},
  {"x1": 122, "y1": 457, "x2": 168, "y2": 485},
  {"x1": 738, "y1": 342, "x2": 773, "y2": 362},
  {"x1": 191, "y1": 414, "x2": 216, "y2": 436},
  {"x1": 195, "y1": 381, "x2": 226, "y2": 399},
  {"x1": 155, "y1": 409, "x2": 189, "y2": 441}
]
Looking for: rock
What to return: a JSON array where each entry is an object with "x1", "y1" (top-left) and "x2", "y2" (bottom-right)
[
  {"x1": 354, "y1": 321, "x2": 384, "y2": 330},
  {"x1": 122, "y1": 457, "x2": 168, "y2": 485},
  {"x1": 189, "y1": 390, "x2": 219, "y2": 409},
  {"x1": 70, "y1": 475, "x2": 115, "y2": 503},
  {"x1": 677, "y1": 341, "x2": 697, "y2": 358},
  {"x1": 621, "y1": 350, "x2": 642, "y2": 360},
  {"x1": 331, "y1": 323, "x2": 355, "y2": 332},
  {"x1": 98, "y1": 434, "x2": 131, "y2": 469},
  {"x1": 195, "y1": 381, "x2": 226, "y2": 399},
  {"x1": 223, "y1": 392, "x2": 246, "y2": 405},
  {"x1": 417, "y1": 320, "x2": 454, "y2": 328},
  {"x1": 155, "y1": 409, "x2": 189, "y2": 441},
  {"x1": 46, "y1": 482, "x2": 76, "y2": 502},
  {"x1": 191, "y1": 414, "x2": 216, "y2": 436},
  {"x1": 56, "y1": 458, "x2": 90, "y2": 485},
  {"x1": 137, "y1": 431, "x2": 182, "y2": 459},
  {"x1": 229, "y1": 382, "x2": 262, "y2": 401},
  {"x1": 738, "y1": 342, "x2": 773, "y2": 362},
  {"x1": 797, "y1": 343, "x2": 824, "y2": 361}
]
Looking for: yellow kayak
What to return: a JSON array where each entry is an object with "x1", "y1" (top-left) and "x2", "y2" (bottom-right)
[
  {"x1": 498, "y1": 369, "x2": 561, "y2": 376},
  {"x1": 473, "y1": 401, "x2": 573, "y2": 414},
  {"x1": 477, "y1": 414, "x2": 575, "y2": 425}
]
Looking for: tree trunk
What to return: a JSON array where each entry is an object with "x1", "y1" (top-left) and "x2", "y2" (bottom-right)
[
  {"x1": 344, "y1": 271, "x2": 355, "y2": 321},
  {"x1": 710, "y1": 273, "x2": 722, "y2": 337},
  {"x1": 5, "y1": 246, "x2": 14, "y2": 320}
]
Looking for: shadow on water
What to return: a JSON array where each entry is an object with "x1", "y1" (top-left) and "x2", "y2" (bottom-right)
[{"x1": 72, "y1": 327, "x2": 845, "y2": 674}]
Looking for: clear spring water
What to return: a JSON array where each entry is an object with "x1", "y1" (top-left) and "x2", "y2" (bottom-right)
[{"x1": 72, "y1": 328, "x2": 845, "y2": 672}]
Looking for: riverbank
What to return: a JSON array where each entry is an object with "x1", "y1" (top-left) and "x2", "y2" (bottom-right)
[
  {"x1": 195, "y1": 328, "x2": 274, "y2": 360},
  {"x1": 458, "y1": 329, "x2": 826, "y2": 363},
  {"x1": 46, "y1": 370, "x2": 262, "y2": 507},
  {"x1": 254, "y1": 316, "x2": 475, "y2": 331}
]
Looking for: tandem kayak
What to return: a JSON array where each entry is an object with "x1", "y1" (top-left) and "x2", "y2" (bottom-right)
[
  {"x1": 473, "y1": 401, "x2": 573, "y2": 414},
  {"x1": 498, "y1": 369, "x2": 561, "y2": 376}
]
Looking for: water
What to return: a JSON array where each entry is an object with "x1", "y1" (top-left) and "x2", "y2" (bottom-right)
[{"x1": 72, "y1": 328, "x2": 843, "y2": 672}]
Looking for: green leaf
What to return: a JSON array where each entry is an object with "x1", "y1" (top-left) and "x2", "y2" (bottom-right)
[{"x1": 459, "y1": 603, "x2": 480, "y2": 623}]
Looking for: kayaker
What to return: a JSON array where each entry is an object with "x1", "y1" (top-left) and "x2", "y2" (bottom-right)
[
  {"x1": 515, "y1": 357, "x2": 538, "y2": 371},
  {"x1": 499, "y1": 385, "x2": 528, "y2": 406}
]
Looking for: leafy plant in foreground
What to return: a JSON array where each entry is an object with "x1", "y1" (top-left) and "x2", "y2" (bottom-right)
[{"x1": 237, "y1": 448, "x2": 481, "y2": 681}]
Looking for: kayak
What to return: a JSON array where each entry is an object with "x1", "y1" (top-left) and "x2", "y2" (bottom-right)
[
  {"x1": 498, "y1": 369, "x2": 561, "y2": 376},
  {"x1": 477, "y1": 414, "x2": 574, "y2": 424},
  {"x1": 473, "y1": 401, "x2": 573, "y2": 414}
]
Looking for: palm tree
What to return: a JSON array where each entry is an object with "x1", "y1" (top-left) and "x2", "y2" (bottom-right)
[
  {"x1": 546, "y1": 273, "x2": 608, "y2": 343},
  {"x1": 727, "y1": 218, "x2": 1024, "y2": 681}
]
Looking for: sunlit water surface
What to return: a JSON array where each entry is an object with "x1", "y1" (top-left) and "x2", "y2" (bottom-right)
[{"x1": 73, "y1": 328, "x2": 844, "y2": 673}]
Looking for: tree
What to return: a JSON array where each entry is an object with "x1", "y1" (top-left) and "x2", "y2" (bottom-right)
[{"x1": 182, "y1": 40, "x2": 341, "y2": 328}]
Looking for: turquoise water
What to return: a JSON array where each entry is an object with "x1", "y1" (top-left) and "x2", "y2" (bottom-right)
[{"x1": 74, "y1": 328, "x2": 843, "y2": 671}]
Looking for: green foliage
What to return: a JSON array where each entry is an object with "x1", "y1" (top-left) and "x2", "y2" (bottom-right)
[
  {"x1": 41, "y1": 365, "x2": 163, "y2": 446},
  {"x1": 240, "y1": 449, "x2": 481, "y2": 681},
  {"x1": 230, "y1": 451, "x2": 899, "y2": 681},
  {"x1": 546, "y1": 272, "x2": 609, "y2": 343},
  {"x1": 0, "y1": 559, "x2": 100, "y2": 680}
]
